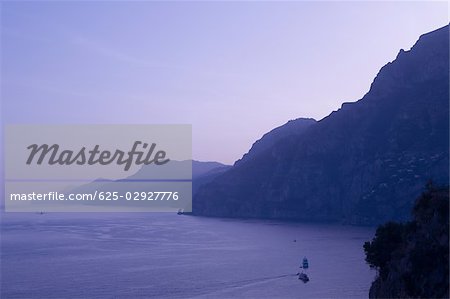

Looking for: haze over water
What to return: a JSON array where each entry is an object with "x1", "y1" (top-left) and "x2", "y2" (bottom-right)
[{"x1": 1, "y1": 213, "x2": 374, "y2": 298}]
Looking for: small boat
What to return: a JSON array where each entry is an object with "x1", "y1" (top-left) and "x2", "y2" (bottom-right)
[
  {"x1": 302, "y1": 257, "x2": 309, "y2": 269},
  {"x1": 298, "y1": 273, "x2": 309, "y2": 283},
  {"x1": 297, "y1": 256, "x2": 310, "y2": 283},
  {"x1": 177, "y1": 209, "x2": 184, "y2": 215}
]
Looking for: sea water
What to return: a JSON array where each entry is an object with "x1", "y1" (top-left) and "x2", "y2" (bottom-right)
[{"x1": 1, "y1": 213, "x2": 375, "y2": 298}]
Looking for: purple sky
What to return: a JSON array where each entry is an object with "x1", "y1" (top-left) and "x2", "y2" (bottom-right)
[{"x1": 1, "y1": 1, "x2": 448, "y2": 164}]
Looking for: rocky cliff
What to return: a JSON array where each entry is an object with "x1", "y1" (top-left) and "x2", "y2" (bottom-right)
[
  {"x1": 364, "y1": 184, "x2": 449, "y2": 298},
  {"x1": 193, "y1": 25, "x2": 449, "y2": 225},
  {"x1": 235, "y1": 118, "x2": 316, "y2": 166}
]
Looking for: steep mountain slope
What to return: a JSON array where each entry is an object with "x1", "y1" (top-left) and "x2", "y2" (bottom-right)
[
  {"x1": 193, "y1": 25, "x2": 449, "y2": 225},
  {"x1": 235, "y1": 118, "x2": 316, "y2": 165}
]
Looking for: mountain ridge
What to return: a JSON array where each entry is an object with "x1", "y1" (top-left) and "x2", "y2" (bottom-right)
[
  {"x1": 193, "y1": 25, "x2": 449, "y2": 225},
  {"x1": 235, "y1": 118, "x2": 316, "y2": 166}
]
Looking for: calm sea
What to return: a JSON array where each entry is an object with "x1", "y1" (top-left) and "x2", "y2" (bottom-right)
[{"x1": 1, "y1": 213, "x2": 375, "y2": 298}]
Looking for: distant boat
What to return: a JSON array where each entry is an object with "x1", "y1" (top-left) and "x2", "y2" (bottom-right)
[
  {"x1": 302, "y1": 257, "x2": 309, "y2": 269},
  {"x1": 177, "y1": 209, "x2": 184, "y2": 215},
  {"x1": 297, "y1": 256, "x2": 310, "y2": 283},
  {"x1": 298, "y1": 273, "x2": 309, "y2": 283}
]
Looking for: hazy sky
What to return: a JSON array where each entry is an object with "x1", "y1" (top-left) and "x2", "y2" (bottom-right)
[{"x1": 1, "y1": 1, "x2": 448, "y2": 164}]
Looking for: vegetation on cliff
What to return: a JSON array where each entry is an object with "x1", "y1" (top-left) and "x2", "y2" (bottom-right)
[{"x1": 364, "y1": 183, "x2": 449, "y2": 298}]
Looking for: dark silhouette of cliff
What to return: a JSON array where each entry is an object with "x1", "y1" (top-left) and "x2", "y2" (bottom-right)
[
  {"x1": 364, "y1": 183, "x2": 449, "y2": 298},
  {"x1": 193, "y1": 25, "x2": 449, "y2": 225}
]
